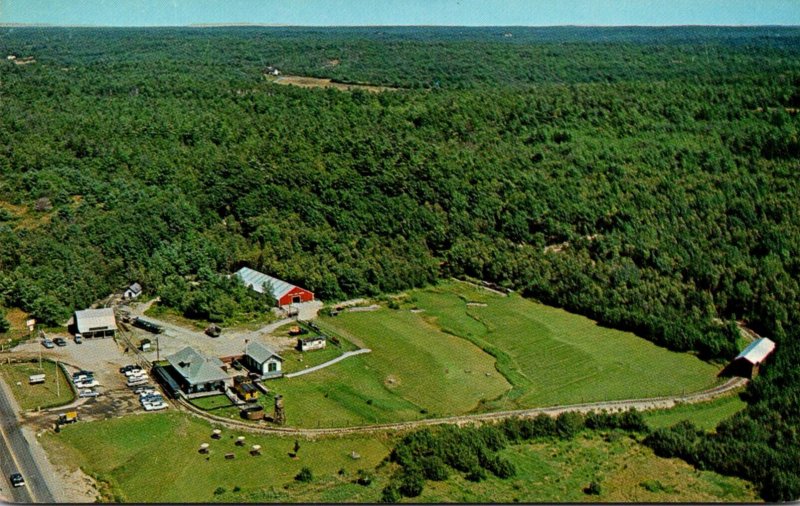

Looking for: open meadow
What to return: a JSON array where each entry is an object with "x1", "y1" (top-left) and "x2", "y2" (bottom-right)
[
  {"x1": 264, "y1": 281, "x2": 722, "y2": 428},
  {"x1": 40, "y1": 411, "x2": 758, "y2": 503}
]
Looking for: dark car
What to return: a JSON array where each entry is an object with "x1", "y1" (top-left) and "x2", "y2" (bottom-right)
[
  {"x1": 53, "y1": 337, "x2": 67, "y2": 347},
  {"x1": 10, "y1": 473, "x2": 25, "y2": 487},
  {"x1": 120, "y1": 365, "x2": 141, "y2": 374}
]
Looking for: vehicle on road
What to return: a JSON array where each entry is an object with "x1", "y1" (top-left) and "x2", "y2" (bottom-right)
[
  {"x1": 78, "y1": 389, "x2": 99, "y2": 398},
  {"x1": 42, "y1": 339, "x2": 55, "y2": 349},
  {"x1": 53, "y1": 337, "x2": 67, "y2": 347},
  {"x1": 9, "y1": 473, "x2": 25, "y2": 487},
  {"x1": 74, "y1": 334, "x2": 83, "y2": 344},
  {"x1": 57, "y1": 411, "x2": 78, "y2": 425}
]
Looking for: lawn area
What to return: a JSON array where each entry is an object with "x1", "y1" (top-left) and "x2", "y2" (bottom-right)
[
  {"x1": 270, "y1": 303, "x2": 512, "y2": 428},
  {"x1": 270, "y1": 280, "x2": 724, "y2": 428},
  {"x1": 0, "y1": 359, "x2": 74, "y2": 410},
  {"x1": 406, "y1": 280, "x2": 722, "y2": 408},
  {"x1": 644, "y1": 393, "x2": 748, "y2": 431},
  {"x1": 144, "y1": 302, "x2": 276, "y2": 331},
  {"x1": 40, "y1": 412, "x2": 758, "y2": 503},
  {"x1": 41, "y1": 412, "x2": 393, "y2": 503},
  {"x1": 417, "y1": 432, "x2": 758, "y2": 503}
]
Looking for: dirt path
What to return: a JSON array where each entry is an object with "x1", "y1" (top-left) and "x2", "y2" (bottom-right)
[
  {"x1": 178, "y1": 376, "x2": 747, "y2": 437},
  {"x1": 284, "y1": 349, "x2": 372, "y2": 378}
]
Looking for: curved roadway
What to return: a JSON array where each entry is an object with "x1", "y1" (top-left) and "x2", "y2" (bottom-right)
[{"x1": 178, "y1": 376, "x2": 748, "y2": 437}]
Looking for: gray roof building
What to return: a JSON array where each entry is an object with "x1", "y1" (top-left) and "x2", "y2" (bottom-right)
[
  {"x1": 74, "y1": 308, "x2": 117, "y2": 337},
  {"x1": 234, "y1": 267, "x2": 295, "y2": 300},
  {"x1": 246, "y1": 342, "x2": 283, "y2": 364},
  {"x1": 167, "y1": 346, "x2": 229, "y2": 386},
  {"x1": 735, "y1": 337, "x2": 776, "y2": 364}
]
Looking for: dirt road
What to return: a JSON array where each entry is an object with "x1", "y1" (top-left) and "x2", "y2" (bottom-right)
[{"x1": 178, "y1": 376, "x2": 747, "y2": 437}]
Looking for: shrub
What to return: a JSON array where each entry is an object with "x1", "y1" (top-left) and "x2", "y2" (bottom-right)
[
  {"x1": 556, "y1": 412, "x2": 585, "y2": 439},
  {"x1": 399, "y1": 470, "x2": 425, "y2": 497},
  {"x1": 380, "y1": 484, "x2": 401, "y2": 503},
  {"x1": 584, "y1": 481, "x2": 602, "y2": 495},
  {"x1": 295, "y1": 467, "x2": 313, "y2": 483},
  {"x1": 213, "y1": 487, "x2": 226, "y2": 495},
  {"x1": 421, "y1": 456, "x2": 449, "y2": 481}
]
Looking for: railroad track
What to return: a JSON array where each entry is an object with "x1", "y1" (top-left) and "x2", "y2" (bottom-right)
[{"x1": 176, "y1": 376, "x2": 748, "y2": 437}]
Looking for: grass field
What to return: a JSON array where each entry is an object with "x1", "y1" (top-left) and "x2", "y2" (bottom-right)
[
  {"x1": 41, "y1": 412, "x2": 392, "y2": 503},
  {"x1": 644, "y1": 393, "x2": 748, "y2": 431},
  {"x1": 269, "y1": 303, "x2": 512, "y2": 427},
  {"x1": 417, "y1": 432, "x2": 758, "y2": 503},
  {"x1": 40, "y1": 412, "x2": 758, "y2": 503},
  {"x1": 0, "y1": 359, "x2": 74, "y2": 410},
  {"x1": 270, "y1": 281, "x2": 722, "y2": 427}
]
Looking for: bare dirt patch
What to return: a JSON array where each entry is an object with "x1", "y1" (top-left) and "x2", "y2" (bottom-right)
[{"x1": 272, "y1": 75, "x2": 397, "y2": 93}]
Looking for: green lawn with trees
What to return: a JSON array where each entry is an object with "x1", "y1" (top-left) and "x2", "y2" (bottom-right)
[
  {"x1": 0, "y1": 360, "x2": 74, "y2": 410},
  {"x1": 1, "y1": 26, "x2": 799, "y2": 500}
]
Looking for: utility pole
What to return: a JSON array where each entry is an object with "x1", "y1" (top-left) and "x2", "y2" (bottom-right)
[
  {"x1": 56, "y1": 360, "x2": 60, "y2": 398},
  {"x1": 156, "y1": 335, "x2": 160, "y2": 362}
]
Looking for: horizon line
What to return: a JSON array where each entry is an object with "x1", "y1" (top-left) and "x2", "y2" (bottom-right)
[{"x1": 2, "y1": 22, "x2": 800, "y2": 29}]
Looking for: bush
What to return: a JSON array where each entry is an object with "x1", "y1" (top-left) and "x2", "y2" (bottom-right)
[
  {"x1": 398, "y1": 470, "x2": 425, "y2": 497},
  {"x1": 295, "y1": 467, "x2": 313, "y2": 483},
  {"x1": 380, "y1": 484, "x2": 401, "y2": 503},
  {"x1": 356, "y1": 469, "x2": 373, "y2": 486},
  {"x1": 421, "y1": 456, "x2": 449, "y2": 481},
  {"x1": 213, "y1": 487, "x2": 226, "y2": 495},
  {"x1": 465, "y1": 467, "x2": 487, "y2": 482},
  {"x1": 556, "y1": 412, "x2": 585, "y2": 439},
  {"x1": 584, "y1": 481, "x2": 602, "y2": 495}
]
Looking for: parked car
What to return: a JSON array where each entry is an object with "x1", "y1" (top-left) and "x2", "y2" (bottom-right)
[
  {"x1": 119, "y1": 365, "x2": 141, "y2": 374},
  {"x1": 41, "y1": 339, "x2": 55, "y2": 349},
  {"x1": 53, "y1": 337, "x2": 67, "y2": 347},
  {"x1": 74, "y1": 334, "x2": 83, "y2": 344},
  {"x1": 9, "y1": 473, "x2": 25, "y2": 487},
  {"x1": 78, "y1": 389, "x2": 99, "y2": 398},
  {"x1": 133, "y1": 386, "x2": 155, "y2": 395},
  {"x1": 143, "y1": 401, "x2": 168, "y2": 411},
  {"x1": 74, "y1": 379, "x2": 99, "y2": 388},
  {"x1": 125, "y1": 368, "x2": 146, "y2": 377},
  {"x1": 126, "y1": 378, "x2": 149, "y2": 387}
]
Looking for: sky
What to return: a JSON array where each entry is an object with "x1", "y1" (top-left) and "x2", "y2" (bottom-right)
[{"x1": 1, "y1": 0, "x2": 799, "y2": 27}]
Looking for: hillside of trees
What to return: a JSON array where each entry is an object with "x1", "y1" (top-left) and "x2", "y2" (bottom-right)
[{"x1": 0, "y1": 26, "x2": 798, "y2": 499}]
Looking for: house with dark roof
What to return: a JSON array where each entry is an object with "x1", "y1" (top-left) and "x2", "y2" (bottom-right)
[
  {"x1": 234, "y1": 267, "x2": 314, "y2": 307},
  {"x1": 240, "y1": 342, "x2": 283, "y2": 379},
  {"x1": 74, "y1": 308, "x2": 117, "y2": 338},
  {"x1": 724, "y1": 337, "x2": 776, "y2": 378},
  {"x1": 166, "y1": 346, "x2": 232, "y2": 397}
]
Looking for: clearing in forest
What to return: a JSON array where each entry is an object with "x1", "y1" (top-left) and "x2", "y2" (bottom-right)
[
  {"x1": 269, "y1": 75, "x2": 397, "y2": 92},
  {"x1": 269, "y1": 281, "x2": 721, "y2": 428}
]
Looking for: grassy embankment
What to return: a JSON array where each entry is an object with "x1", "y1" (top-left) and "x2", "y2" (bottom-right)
[{"x1": 0, "y1": 359, "x2": 74, "y2": 410}]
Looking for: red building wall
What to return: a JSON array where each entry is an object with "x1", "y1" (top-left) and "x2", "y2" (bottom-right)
[{"x1": 278, "y1": 285, "x2": 315, "y2": 306}]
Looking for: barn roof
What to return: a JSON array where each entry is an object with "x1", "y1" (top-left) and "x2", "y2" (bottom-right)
[
  {"x1": 74, "y1": 308, "x2": 117, "y2": 333},
  {"x1": 246, "y1": 342, "x2": 283, "y2": 364},
  {"x1": 234, "y1": 267, "x2": 296, "y2": 299},
  {"x1": 167, "y1": 346, "x2": 229, "y2": 386},
  {"x1": 735, "y1": 337, "x2": 776, "y2": 365}
]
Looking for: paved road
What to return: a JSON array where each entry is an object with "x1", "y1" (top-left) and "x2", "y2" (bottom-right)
[
  {"x1": 179, "y1": 376, "x2": 748, "y2": 437},
  {"x1": 284, "y1": 349, "x2": 372, "y2": 378},
  {"x1": 0, "y1": 378, "x2": 55, "y2": 503}
]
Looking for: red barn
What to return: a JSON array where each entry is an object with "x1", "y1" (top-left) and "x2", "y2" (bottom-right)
[{"x1": 234, "y1": 267, "x2": 314, "y2": 307}]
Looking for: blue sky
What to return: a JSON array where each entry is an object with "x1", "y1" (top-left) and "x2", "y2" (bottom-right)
[{"x1": 1, "y1": 0, "x2": 799, "y2": 27}]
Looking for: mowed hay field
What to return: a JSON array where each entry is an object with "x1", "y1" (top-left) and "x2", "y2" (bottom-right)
[
  {"x1": 41, "y1": 412, "x2": 393, "y2": 503},
  {"x1": 269, "y1": 309, "x2": 511, "y2": 428},
  {"x1": 410, "y1": 281, "x2": 722, "y2": 408},
  {"x1": 284, "y1": 280, "x2": 723, "y2": 427}
]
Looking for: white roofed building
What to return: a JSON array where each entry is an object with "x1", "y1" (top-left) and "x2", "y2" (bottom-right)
[
  {"x1": 74, "y1": 308, "x2": 117, "y2": 338},
  {"x1": 727, "y1": 337, "x2": 776, "y2": 378}
]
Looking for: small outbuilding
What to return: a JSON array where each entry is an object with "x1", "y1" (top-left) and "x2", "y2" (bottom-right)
[
  {"x1": 166, "y1": 346, "x2": 232, "y2": 397},
  {"x1": 240, "y1": 342, "x2": 283, "y2": 379},
  {"x1": 124, "y1": 283, "x2": 143, "y2": 299},
  {"x1": 74, "y1": 308, "x2": 117, "y2": 338},
  {"x1": 298, "y1": 335, "x2": 327, "y2": 352},
  {"x1": 234, "y1": 267, "x2": 314, "y2": 307},
  {"x1": 725, "y1": 337, "x2": 776, "y2": 378}
]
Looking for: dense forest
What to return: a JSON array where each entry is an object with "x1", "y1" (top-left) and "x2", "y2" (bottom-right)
[{"x1": 0, "y1": 26, "x2": 798, "y2": 499}]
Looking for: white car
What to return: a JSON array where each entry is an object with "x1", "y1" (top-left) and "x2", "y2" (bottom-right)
[
  {"x1": 143, "y1": 401, "x2": 167, "y2": 411},
  {"x1": 78, "y1": 389, "x2": 99, "y2": 398},
  {"x1": 74, "y1": 379, "x2": 100, "y2": 388},
  {"x1": 125, "y1": 369, "x2": 147, "y2": 378},
  {"x1": 126, "y1": 378, "x2": 149, "y2": 387}
]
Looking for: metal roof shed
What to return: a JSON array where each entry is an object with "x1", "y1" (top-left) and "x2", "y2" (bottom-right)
[{"x1": 74, "y1": 308, "x2": 117, "y2": 338}]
